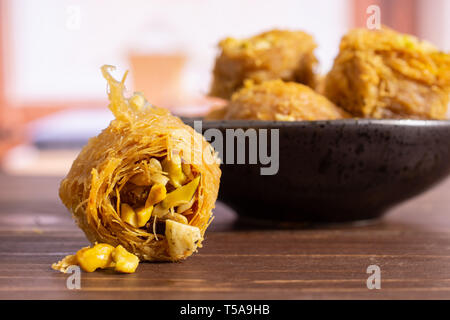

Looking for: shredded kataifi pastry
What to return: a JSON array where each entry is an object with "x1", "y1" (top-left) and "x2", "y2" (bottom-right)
[
  {"x1": 324, "y1": 27, "x2": 450, "y2": 119},
  {"x1": 210, "y1": 29, "x2": 318, "y2": 99},
  {"x1": 57, "y1": 65, "x2": 221, "y2": 265},
  {"x1": 207, "y1": 79, "x2": 349, "y2": 121}
]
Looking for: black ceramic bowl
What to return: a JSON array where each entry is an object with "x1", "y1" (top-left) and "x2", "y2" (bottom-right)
[{"x1": 184, "y1": 118, "x2": 450, "y2": 223}]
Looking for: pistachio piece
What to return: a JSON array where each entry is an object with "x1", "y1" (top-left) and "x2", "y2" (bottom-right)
[
  {"x1": 153, "y1": 176, "x2": 200, "y2": 218},
  {"x1": 145, "y1": 183, "x2": 167, "y2": 207},
  {"x1": 136, "y1": 206, "x2": 153, "y2": 227},
  {"x1": 162, "y1": 154, "x2": 186, "y2": 188},
  {"x1": 120, "y1": 203, "x2": 137, "y2": 227}
]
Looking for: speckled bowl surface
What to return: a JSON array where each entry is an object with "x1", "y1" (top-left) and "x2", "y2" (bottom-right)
[{"x1": 184, "y1": 118, "x2": 450, "y2": 223}]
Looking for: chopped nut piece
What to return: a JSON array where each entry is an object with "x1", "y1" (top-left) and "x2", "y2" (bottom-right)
[
  {"x1": 112, "y1": 245, "x2": 140, "y2": 273},
  {"x1": 145, "y1": 183, "x2": 167, "y2": 207},
  {"x1": 121, "y1": 203, "x2": 137, "y2": 227},
  {"x1": 165, "y1": 220, "x2": 202, "y2": 260},
  {"x1": 53, "y1": 243, "x2": 140, "y2": 274},
  {"x1": 136, "y1": 206, "x2": 153, "y2": 227},
  {"x1": 153, "y1": 176, "x2": 200, "y2": 218},
  {"x1": 162, "y1": 154, "x2": 186, "y2": 188},
  {"x1": 76, "y1": 243, "x2": 115, "y2": 272}
]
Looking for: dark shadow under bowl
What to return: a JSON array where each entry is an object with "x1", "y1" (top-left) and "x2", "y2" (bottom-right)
[{"x1": 184, "y1": 118, "x2": 450, "y2": 223}]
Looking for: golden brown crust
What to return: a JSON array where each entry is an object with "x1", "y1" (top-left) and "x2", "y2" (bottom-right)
[
  {"x1": 59, "y1": 66, "x2": 221, "y2": 262},
  {"x1": 218, "y1": 79, "x2": 349, "y2": 121},
  {"x1": 210, "y1": 29, "x2": 318, "y2": 99},
  {"x1": 324, "y1": 27, "x2": 450, "y2": 119}
]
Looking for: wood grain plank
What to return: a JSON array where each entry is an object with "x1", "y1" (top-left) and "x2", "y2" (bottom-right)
[{"x1": 0, "y1": 173, "x2": 449, "y2": 299}]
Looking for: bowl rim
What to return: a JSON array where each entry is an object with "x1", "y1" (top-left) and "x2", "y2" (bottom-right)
[{"x1": 181, "y1": 117, "x2": 450, "y2": 128}]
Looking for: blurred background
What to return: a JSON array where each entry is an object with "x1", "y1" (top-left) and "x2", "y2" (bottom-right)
[{"x1": 0, "y1": 0, "x2": 449, "y2": 177}]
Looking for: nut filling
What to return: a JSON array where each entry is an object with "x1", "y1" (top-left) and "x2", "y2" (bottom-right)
[{"x1": 111, "y1": 154, "x2": 202, "y2": 260}]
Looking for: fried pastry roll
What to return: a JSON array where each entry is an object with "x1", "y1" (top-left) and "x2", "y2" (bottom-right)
[
  {"x1": 210, "y1": 29, "x2": 318, "y2": 99},
  {"x1": 58, "y1": 65, "x2": 221, "y2": 262},
  {"x1": 207, "y1": 79, "x2": 349, "y2": 121},
  {"x1": 324, "y1": 27, "x2": 450, "y2": 119}
]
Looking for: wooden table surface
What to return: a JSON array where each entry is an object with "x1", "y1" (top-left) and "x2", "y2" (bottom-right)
[{"x1": 0, "y1": 172, "x2": 449, "y2": 300}]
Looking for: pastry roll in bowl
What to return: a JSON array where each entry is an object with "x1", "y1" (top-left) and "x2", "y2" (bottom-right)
[
  {"x1": 324, "y1": 27, "x2": 450, "y2": 119},
  {"x1": 210, "y1": 29, "x2": 318, "y2": 99},
  {"x1": 59, "y1": 65, "x2": 221, "y2": 261},
  {"x1": 207, "y1": 79, "x2": 349, "y2": 121}
]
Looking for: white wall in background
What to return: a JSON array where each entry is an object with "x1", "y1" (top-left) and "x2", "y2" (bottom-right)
[
  {"x1": 417, "y1": 0, "x2": 450, "y2": 118},
  {"x1": 8, "y1": 0, "x2": 351, "y2": 105},
  {"x1": 418, "y1": 0, "x2": 450, "y2": 52}
]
